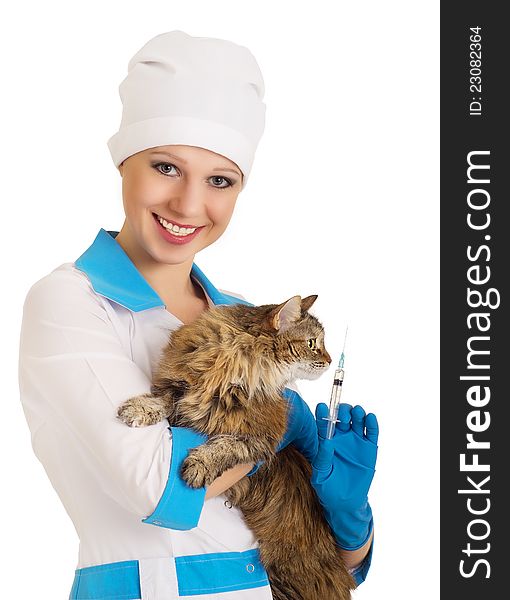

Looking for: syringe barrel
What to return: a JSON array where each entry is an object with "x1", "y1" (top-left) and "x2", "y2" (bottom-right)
[
  {"x1": 329, "y1": 382, "x2": 343, "y2": 406},
  {"x1": 326, "y1": 369, "x2": 345, "y2": 439},
  {"x1": 329, "y1": 369, "x2": 344, "y2": 403}
]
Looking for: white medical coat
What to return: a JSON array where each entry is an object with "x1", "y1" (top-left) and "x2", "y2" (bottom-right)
[{"x1": 18, "y1": 228, "x2": 369, "y2": 600}]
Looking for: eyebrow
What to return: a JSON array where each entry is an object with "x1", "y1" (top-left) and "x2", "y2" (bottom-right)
[{"x1": 149, "y1": 150, "x2": 241, "y2": 176}]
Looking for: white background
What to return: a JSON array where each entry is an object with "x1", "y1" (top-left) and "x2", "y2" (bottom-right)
[{"x1": 1, "y1": 1, "x2": 439, "y2": 598}]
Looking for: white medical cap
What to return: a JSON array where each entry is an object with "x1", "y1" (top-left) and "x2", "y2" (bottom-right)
[{"x1": 107, "y1": 30, "x2": 266, "y2": 189}]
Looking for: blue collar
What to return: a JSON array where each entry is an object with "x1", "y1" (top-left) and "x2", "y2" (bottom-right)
[{"x1": 74, "y1": 228, "x2": 249, "y2": 312}]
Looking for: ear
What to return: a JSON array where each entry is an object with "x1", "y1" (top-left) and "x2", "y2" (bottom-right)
[
  {"x1": 268, "y1": 296, "x2": 302, "y2": 332},
  {"x1": 300, "y1": 294, "x2": 318, "y2": 312}
]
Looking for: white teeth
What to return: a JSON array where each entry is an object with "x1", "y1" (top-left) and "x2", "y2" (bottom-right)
[{"x1": 156, "y1": 215, "x2": 197, "y2": 236}]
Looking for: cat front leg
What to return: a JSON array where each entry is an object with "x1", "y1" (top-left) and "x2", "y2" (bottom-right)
[
  {"x1": 117, "y1": 393, "x2": 172, "y2": 427},
  {"x1": 181, "y1": 434, "x2": 274, "y2": 488}
]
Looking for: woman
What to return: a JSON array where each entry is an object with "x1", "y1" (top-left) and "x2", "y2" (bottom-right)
[{"x1": 18, "y1": 30, "x2": 377, "y2": 599}]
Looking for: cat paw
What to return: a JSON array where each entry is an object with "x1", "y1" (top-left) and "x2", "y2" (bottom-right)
[
  {"x1": 181, "y1": 451, "x2": 215, "y2": 489},
  {"x1": 117, "y1": 395, "x2": 165, "y2": 428}
]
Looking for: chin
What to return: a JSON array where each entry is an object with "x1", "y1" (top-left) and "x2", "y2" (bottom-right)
[{"x1": 295, "y1": 368, "x2": 324, "y2": 381}]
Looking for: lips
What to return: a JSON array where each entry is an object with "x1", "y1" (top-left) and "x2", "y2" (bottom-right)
[{"x1": 152, "y1": 212, "x2": 204, "y2": 245}]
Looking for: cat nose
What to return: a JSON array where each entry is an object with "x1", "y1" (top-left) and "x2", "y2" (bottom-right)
[{"x1": 324, "y1": 350, "x2": 332, "y2": 364}]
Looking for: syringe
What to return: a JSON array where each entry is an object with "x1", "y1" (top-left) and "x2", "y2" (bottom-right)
[{"x1": 324, "y1": 326, "x2": 348, "y2": 439}]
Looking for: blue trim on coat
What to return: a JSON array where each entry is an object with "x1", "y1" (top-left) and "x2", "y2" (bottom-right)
[
  {"x1": 175, "y1": 549, "x2": 269, "y2": 596},
  {"x1": 69, "y1": 560, "x2": 141, "y2": 599},
  {"x1": 74, "y1": 228, "x2": 253, "y2": 312},
  {"x1": 142, "y1": 426, "x2": 208, "y2": 530},
  {"x1": 75, "y1": 229, "x2": 164, "y2": 312},
  {"x1": 69, "y1": 550, "x2": 269, "y2": 599}
]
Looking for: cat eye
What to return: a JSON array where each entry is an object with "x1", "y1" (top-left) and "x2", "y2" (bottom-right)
[{"x1": 307, "y1": 338, "x2": 317, "y2": 350}]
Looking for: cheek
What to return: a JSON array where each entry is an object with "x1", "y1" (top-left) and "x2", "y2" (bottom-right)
[
  {"x1": 208, "y1": 197, "x2": 237, "y2": 227},
  {"x1": 122, "y1": 173, "x2": 165, "y2": 212}
]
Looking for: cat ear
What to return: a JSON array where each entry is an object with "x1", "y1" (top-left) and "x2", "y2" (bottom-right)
[
  {"x1": 269, "y1": 295, "x2": 302, "y2": 332},
  {"x1": 300, "y1": 294, "x2": 318, "y2": 312}
]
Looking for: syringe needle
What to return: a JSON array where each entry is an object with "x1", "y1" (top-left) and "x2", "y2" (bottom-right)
[{"x1": 338, "y1": 326, "x2": 348, "y2": 369}]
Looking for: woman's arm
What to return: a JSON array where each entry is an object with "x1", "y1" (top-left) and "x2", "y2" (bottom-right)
[
  {"x1": 339, "y1": 529, "x2": 373, "y2": 570},
  {"x1": 19, "y1": 270, "x2": 210, "y2": 530},
  {"x1": 205, "y1": 462, "x2": 255, "y2": 499}
]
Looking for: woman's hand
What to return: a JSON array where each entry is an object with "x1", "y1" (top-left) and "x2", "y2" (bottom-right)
[{"x1": 311, "y1": 402, "x2": 379, "y2": 551}]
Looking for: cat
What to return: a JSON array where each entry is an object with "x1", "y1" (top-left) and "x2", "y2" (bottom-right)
[{"x1": 117, "y1": 294, "x2": 356, "y2": 600}]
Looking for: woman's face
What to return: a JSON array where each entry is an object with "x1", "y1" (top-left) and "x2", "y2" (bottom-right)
[{"x1": 118, "y1": 144, "x2": 243, "y2": 266}]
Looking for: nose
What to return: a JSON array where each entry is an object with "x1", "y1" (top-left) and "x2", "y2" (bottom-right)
[
  {"x1": 166, "y1": 179, "x2": 205, "y2": 219},
  {"x1": 324, "y1": 349, "x2": 332, "y2": 364}
]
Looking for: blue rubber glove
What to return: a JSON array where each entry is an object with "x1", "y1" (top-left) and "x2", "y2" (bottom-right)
[
  {"x1": 311, "y1": 402, "x2": 378, "y2": 551},
  {"x1": 247, "y1": 388, "x2": 318, "y2": 476}
]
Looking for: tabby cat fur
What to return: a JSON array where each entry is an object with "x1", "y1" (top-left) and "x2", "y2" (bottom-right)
[{"x1": 117, "y1": 294, "x2": 356, "y2": 599}]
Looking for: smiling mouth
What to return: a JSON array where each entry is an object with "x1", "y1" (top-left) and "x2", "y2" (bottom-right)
[{"x1": 152, "y1": 212, "x2": 203, "y2": 237}]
